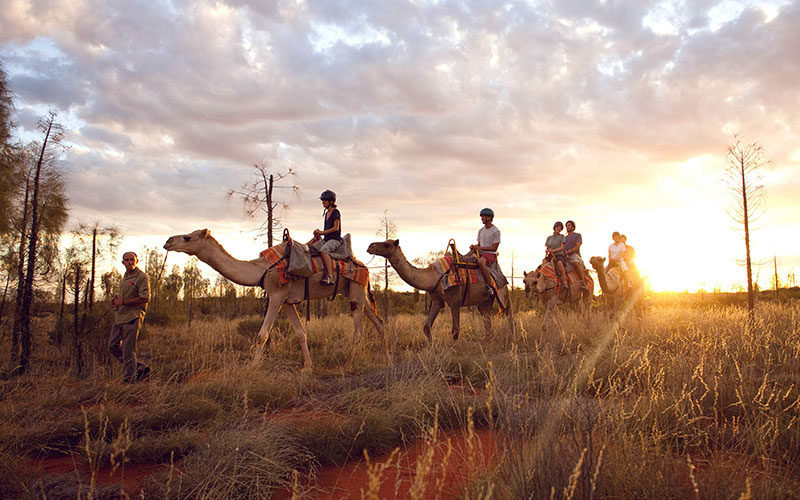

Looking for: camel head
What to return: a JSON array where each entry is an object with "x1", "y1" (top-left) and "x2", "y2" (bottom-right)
[
  {"x1": 589, "y1": 256, "x2": 605, "y2": 271},
  {"x1": 367, "y1": 239, "x2": 400, "y2": 258},
  {"x1": 163, "y1": 229, "x2": 212, "y2": 255},
  {"x1": 523, "y1": 270, "x2": 538, "y2": 298}
]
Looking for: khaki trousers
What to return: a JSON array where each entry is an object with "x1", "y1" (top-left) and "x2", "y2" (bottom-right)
[{"x1": 108, "y1": 318, "x2": 144, "y2": 382}]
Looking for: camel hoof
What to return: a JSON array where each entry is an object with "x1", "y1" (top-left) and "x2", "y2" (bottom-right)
[
  {"x1": 452, "y1": 332, "x2": 459, "y2": 341},
  {"x1": 423, "y1": 326, "x2": 432, "y2": 343},
  {"x1": 300, "y1": 366, "x2": 313, "y2": 376}
]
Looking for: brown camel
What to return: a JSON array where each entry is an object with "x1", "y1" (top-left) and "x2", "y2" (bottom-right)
[
  {"x1": 523, "y1": 260, "x2": 594, "y2": 331},
  {"x1": 366, "y1": 239, "x2": 515, "y2": 340},
  {"x1": 164, "y1": 229, "x2": 387, "y2": 372},
  {"x1": 589, "y1": 256, "x2": 644, "y2": 316}
]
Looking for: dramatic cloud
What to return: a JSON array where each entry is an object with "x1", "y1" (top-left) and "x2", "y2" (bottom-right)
[{"x1": 1, "y1": 0, "x2": 798, "y2": 290}]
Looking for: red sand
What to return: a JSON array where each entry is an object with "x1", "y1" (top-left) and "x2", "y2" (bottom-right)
[
  {"x1": 35, "y1": 455, "x2": 161, "y2": 495},
  {"x1": 273, "y1": 428, "x2": 500, "y2": 500}
]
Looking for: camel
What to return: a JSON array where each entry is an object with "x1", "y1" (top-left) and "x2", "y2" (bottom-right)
[
  {"x1": 163, "y1": 229, "x2": 386, "y2": 372},
  {"x1": 588, "y1": 256, "x2": 644, "y2": 316},
  {"x1": 366, "y1": 239, "x2": 515, "y2": 341},
  {"x1": 523, "y1": 260, "x2": 594, "y2": 331}
]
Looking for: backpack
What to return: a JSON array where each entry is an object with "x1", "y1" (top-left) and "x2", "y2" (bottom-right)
[{"x1": 285, "y1": 240, "x2": 314, "y2": 277}]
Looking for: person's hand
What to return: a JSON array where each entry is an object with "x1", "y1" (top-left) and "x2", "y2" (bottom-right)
[
  {"x1": 313, "y1": 229, "x2": 321, "y2": 237},
  {"x1": 470, "y1": 244, "x2": 477, "y2": 250}
]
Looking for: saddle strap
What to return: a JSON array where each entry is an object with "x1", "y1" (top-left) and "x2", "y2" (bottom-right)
[{"x1": 328, "y1": 261, "x2": 341, "y2": 301}]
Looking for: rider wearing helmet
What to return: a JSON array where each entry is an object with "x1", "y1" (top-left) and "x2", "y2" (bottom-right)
[
  {"x1": 545, "y1": 221, "x2": 568, "y2": 287},
  {"x1": 470, "y1": 208, "x2": 501, "y2": 295},
  {"x1": 308, "y1": 190, "x2": 342, "y2": 285}
]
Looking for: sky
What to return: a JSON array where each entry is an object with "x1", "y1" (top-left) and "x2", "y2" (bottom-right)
[{"x1": 1, "y1": 0, "x2": 799, "y2": 293}]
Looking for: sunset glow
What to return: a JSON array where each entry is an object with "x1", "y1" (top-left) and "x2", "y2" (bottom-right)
[{"x1": 2, "y1": 0, "x2": 798, "y2": 292}]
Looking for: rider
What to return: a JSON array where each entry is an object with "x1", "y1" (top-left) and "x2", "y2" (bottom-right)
[
  {"x1": 564, "y1": 220, "x2": 587, "y2": 289},
  {"x1": 308, "y1": 190, "x2": 341, "y2": 285},
  {"x1": 470, "y1": 208, "x2": 501, "y2": 296},
  {"x1": 607, "y1": 231, "x2": 633, "y2": 288},
  {"x1": 545, "y1": 221, "x2": 568, "y2": 287}
]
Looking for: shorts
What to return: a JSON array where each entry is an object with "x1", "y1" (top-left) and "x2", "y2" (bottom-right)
[
  {"x1": 568, "y1": 253, "x2": 584, "y2": 267},
  {"x1": 549, "y1": 253, "x2": 567, "y2": 269},
  {"x1": 310, "y1": 238, "x2": 342, "y2": 254},
  {"x1": 479, "y1": 253, "x2": 497, "y2": 264}
]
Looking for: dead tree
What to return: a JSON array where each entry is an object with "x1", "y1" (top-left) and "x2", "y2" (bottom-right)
[{"x1": 724, "y1": 135, "x2": 768, "y2": 323}]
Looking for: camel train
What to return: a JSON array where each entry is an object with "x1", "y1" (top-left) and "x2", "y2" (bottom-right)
[{"x1": 162, "y1": 198, "x2": 643, "y2": 371}]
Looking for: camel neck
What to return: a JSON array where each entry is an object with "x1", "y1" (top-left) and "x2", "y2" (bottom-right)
[
  {"x1": 388, "y1": 247, "x2": 438, "y2": 292},
  {"x1": 196, "y1": 237, "x2": 269, "y2": 287}
]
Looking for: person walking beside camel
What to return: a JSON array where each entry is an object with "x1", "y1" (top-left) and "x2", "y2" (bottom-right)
[
  {"x1": 564, "y1": 220, "x2": 587, "y2": 289},
  {"x1": 308, "y1": 189, "x2": 342, "y2": 285},
  {"x1": 470, "y1": 208, "x2": 501, "y2": 296},
  {"x1": 108, "y1": 251, "x2": 150, "y2": 383},
  {"x1": 545, "y1": 221, "x2": 569, "y2": 287}
]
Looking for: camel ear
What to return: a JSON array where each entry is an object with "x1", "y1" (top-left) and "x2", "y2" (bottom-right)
[
  {"x1": 200, "y1": 229, "x2": 210, "y2": 238},
  {"x1": 523, "y1": 271, "x2": 528, "y2": 277},
  {"x1": 393, "y1": 239, "x2": 400, "y2": 247}
]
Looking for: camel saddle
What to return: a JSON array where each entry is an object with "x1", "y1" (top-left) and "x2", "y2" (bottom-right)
[{"x1": 259, "y1": 234, "x2": 368, "y2": 287}]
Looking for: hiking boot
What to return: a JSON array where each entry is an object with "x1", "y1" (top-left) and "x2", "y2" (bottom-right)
[
  {"x1": 320, "y1": 274, "x2": 334, "y2": 285},
  {"x1": 580, "y1": 281, "x2": 588, "y2": 290}
]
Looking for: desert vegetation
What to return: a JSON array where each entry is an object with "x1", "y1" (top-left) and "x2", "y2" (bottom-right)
[{"x1": 1, "y1": 290, "x2": 799, "y2": 499}]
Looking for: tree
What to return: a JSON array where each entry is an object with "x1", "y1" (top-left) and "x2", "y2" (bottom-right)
[
  {"x1": 75, "y1": 221, "x2": 120, "y2": 310},
  {"x1": 375, "y1": 210, "x2": 399, "y2": 317},
  {"x1": 227, "y1": 162, "x2": 298, "y2": 247},
  {"x1": 724, "y1": 135, "x2": 768, "y2": 322},
  {"x1": 16, "y1": 111, "x2": 69, "y2": 373},
  {"x1": 1, "y1": 62, "x2": 17, "y2": 234},
  {"x1": 183, "y1": 258, "x2": 209, "y2": 326}
]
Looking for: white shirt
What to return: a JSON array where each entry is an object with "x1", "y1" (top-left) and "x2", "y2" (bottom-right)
[
  {"x1": 608, "y1": 242, "x2": 626, "y2": 261},
  {"x1": 478, "y1": 225, "x2": 501, "y2": 254}
]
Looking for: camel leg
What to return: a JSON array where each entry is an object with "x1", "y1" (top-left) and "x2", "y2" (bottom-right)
[
  {"x1": 362, "y1": 303, "x2": 389, "y2": 363},
  {"x1": 345, "y1": 301, "x2": 365, "y2": 368},
  {"x1": 449, "y1": 303, "x2": 461, "y2": 340},
  {"x1": 498, "y1": 286, "x2": 515, "y2": 335},
  {"x1": 423, "y1": 296, "x2": 444, "y2": 342},
  {"x1": 477, "y1": 301, "x2": 492, "y2": 338},
  {"x1": 281, "y1": 303, "x2": 313, "y2": 373},
  {"x1": 542, "y1": 295, "x2": 562, "y2": 333},
  {"x1": 253, "y1": 294, "x2": 285, "y2": 362}
]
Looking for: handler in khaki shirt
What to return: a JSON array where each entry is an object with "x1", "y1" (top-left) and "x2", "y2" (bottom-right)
[{"x1": 108, "y1": 251, "x2": 150, "y2": 383}]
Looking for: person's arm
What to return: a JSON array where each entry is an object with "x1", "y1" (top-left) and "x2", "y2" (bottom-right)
[
  {"x1": 314, "y1": 212, "x2": 340, "y2": 237},
  {"x1": 567, "y1": 240, "x2": 582, "y2": 255}
]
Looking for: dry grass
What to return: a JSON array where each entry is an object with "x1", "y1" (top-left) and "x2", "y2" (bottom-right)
[{"x1": 0, "y1": 297, "x2": 798, "y2": 499}]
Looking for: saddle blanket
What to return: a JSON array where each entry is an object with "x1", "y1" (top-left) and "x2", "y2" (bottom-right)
[
  {"x1": 259, "y1": 245, "x2": 369, "y2": 286},
  {"x1": 433, "y1": 255, "x2": 508, "y2": 290}
]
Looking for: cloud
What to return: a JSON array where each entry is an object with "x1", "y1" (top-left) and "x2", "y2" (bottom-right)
[{"x1": 1, "y1": 0, "x2": 799, "y2": 289}]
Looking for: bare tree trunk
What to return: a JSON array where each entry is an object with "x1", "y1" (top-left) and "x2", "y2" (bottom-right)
[
  {"x1": 739, "y1": 156, "x2": 754, "y2": 322},
  {"x1": 73, "y1": 264, "x2": 83, "y2": 377},
  {"x1": 89, "y1": 227, "x2": 97, "y2": 310},
  {"x1": 773, "y1": 255, "x2": 779, "y2": 299},
  {"x1": 0, "y1": 271, "x2": 11, "y2": 331},
  {"x1": 56, "y1": 273, "x2": 66, "y2": 346},
  {"x1": 267, "y1": 174, "x2": 274, "y2": 247},
  {"x1": 11, "y1": 181, "x2": 29, "y2": 365},
  {"x1": 19, "y1": 115, "x2": 54, "y2": 374}
]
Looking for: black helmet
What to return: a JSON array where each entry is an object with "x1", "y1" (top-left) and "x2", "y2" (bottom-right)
[
  {"x1": 320, "y1": 190, "x2": 336, "y2": 202},
  {"x1": 479, "y1": 208, "x2": 494, "y2": 217},
  {"x1": 554, "y1": 221, "x2": 564, "y2": 229}
]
